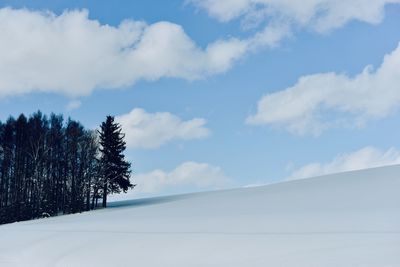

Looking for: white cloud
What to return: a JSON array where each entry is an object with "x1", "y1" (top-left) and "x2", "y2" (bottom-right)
[
  {"x1": 116, "y1": 108, "x2": 210, "y2": 149},
  {"x1": 4, "y1": 1, "x2": 389, "y2": 98},
  {"x1": 65, "y1": 100, "x2": 82, "y2": 111},
  {"x1": 246, "y1": 43, "x2": 400, "y2": 135},
  {"x1": 136, "y1": 161, "x2": 230, "y2": 193},
  {"x1": 110, "y1": 162, "x2": 231, "y2": 200},
  {"x1": 189, "y1": 0, "x2": 399, "y2": 61},
  {"x1": 0, "y1": 8, "x2": 249, "y2": 98},
  {"x1": 190, "y1": 0, "x2": 250, "y2": 22},
  {"x1": 190, "y1": 0, "x2": 400, "y2": 33},
  {"x1": 3, "y1": 3, "x2": 397, "y2": 99},
  {"x1": 288, "y1": 146, "x2": 400, "y2": 180}
]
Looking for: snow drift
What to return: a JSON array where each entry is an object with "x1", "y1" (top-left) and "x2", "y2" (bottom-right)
[{"x1": 0, "y1": 165, "x2": 399, "y2": 267}]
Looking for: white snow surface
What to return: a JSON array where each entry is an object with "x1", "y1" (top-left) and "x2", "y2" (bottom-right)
[{"x1": 0, "y1": 165, "x2": 399, "y2": 267}]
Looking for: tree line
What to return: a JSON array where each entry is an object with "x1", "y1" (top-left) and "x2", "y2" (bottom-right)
[{"x1": 0, "y1": 111, "x2": 132, "y2": 225}]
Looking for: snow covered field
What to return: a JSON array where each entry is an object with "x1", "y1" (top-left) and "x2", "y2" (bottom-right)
[{"x1": 0, "y1": 165, "x2": 399, "y2": 267}]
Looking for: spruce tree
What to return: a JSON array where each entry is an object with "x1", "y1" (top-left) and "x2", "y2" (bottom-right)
[{"x1": 98, "y1": 116, "x2": 132, "y2": 208}]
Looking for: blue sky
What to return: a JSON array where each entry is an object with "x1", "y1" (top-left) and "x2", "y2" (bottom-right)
[{"x1": 1, "y1": 0, "x2": 400, "y2": 198}]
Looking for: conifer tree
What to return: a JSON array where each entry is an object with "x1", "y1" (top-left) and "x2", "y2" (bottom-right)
[
  {"x1": 98, "y1": 116, "x2": 132, "y2": 208},
  {"x1": 0, "y1": 111, "x2": 110, "y2": 224}
]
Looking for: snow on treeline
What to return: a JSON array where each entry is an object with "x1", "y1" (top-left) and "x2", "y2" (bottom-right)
[
  {"x1": 0, "y1": 112, "x2": 132, "y2": 225},
  {"x1": 0, "y1": 165, "x2": 399, "y2": 266}
]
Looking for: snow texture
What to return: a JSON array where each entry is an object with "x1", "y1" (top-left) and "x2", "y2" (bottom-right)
[{"x1": 0, "y1": 165, "x2": 399, "y2": 267}]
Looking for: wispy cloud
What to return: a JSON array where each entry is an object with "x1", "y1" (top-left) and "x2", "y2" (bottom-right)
[
  {"x1": 189, "y1": 0, "x2": 400, "y2": 79},
  {"x1": 288, "y1": 146, "x2": 400, "y2": 180},
  {"x1": 65, "y1": 100, "x2": 82, "y2": 111},
  {"x1": 190, "y1": 0, "x2": 399, "y2": 33},
  {"x1": 111, "y1": 161, "x2": 231, "y2": 200}
]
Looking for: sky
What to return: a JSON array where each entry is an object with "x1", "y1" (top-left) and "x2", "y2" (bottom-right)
[{"x1": 1, "y1": 0, "x2": 400, "y2": 198}]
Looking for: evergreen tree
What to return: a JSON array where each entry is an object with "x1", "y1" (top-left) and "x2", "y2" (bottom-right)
[
  {"x1": 0, "y1": 112, "x2": 132, "y2": 224},
  {"x1": 1, "y1": 112, "x2": 105, "y2": 224},
  {"x1": 98, "y1": 116, "x2": 133, "y2": 208}
]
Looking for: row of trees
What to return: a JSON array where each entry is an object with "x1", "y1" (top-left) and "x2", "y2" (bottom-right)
[{"x1": 0, "y1": 112, "x2": 133, "y2": 225}]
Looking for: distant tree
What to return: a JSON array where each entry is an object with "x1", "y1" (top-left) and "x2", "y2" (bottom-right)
[
  {"x1": 27, "y1": 111, "x2": 49, "y2": 218},
  {"x1": 0, "y1": 121, "x2": 3, "y2": 210},
  {"x1": 98, "y1": 116, "x2": 133, "y2": 208},
  {"x1": 47, "y1": 114, "x2": 65, "y2": 216},
  {"x1": 79, "y1": 130, "x2": 100, "y2": 211},
  {"x1": 0, "y1": 112, "x2": 133, "y2": 225},
  {"x1": 13, "y1": 114, "x2": 28, "y2": 221},
  {"x1": 1, "y1": 118, "x2": 15, "y2": 210},
  {"x1": 65, "y1": 119, "x2": 84, "y2": 213}
]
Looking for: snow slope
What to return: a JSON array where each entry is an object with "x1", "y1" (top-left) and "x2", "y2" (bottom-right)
[{"x1": 0, "y1": 165, "x2": 399, "y2": 267}]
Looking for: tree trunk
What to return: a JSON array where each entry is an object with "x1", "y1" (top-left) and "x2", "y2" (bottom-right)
[{"x1": 102, "y1": 181, "x2": 107, "y2": 208}]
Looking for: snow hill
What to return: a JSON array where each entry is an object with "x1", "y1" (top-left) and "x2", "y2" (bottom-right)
[{"x1": 0, "y1": 165, "x2": 399, "y2": 267}]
